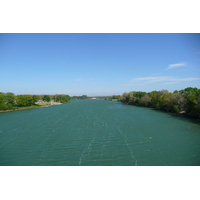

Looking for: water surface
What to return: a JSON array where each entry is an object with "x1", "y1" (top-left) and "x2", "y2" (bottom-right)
[{"x1": 0, "y1": 100, "x2": 200, "y2": 166}]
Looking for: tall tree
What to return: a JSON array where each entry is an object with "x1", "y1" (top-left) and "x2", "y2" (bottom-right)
[
  {"x1": 5, "y1": 92, "x2": 15, "y2": 104},
  {"x1": 0, "y1": 92, "x2": 5, "y2": 104},
  {"x1": 42, "y1": 95, "x2": 51, "y2": 102}
]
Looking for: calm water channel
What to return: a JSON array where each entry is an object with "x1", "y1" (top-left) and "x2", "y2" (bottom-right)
[{"x1": 0, "y1": 100, "x2": 200, "y2": 166}]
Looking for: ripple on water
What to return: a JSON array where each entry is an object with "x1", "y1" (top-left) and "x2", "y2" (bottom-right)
[{"x1": 0, "y1": 100, "x2": 200, "y2": 166}]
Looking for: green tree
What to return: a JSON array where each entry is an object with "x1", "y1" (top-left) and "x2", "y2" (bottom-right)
[
  {"x1": 171, "y1": 92, "x2": 185, "y2": 113},
  {"x1": 120, "y1": 92, "x2": 129, "y2": 104},
  {"x1": 132, "y1": 91, "x2": 147, "y2": 105},
  {"x1": 16, "y1": 95, "x2": 37, "y2": 106},
  {"x1": 42, "y1": 95, "x2": 51, "y2": 102},
  {"x1": 149, "y1": 91, "x2": 162, "y2": 109},
  {"x1": 52, "y1": 94, "x2": 70, "y2": 103},
  {"x1": 16, "y1": 95, "x2": 28, "y2": 106},
  {"x1": 141, "y1": 94, "x2": 151, "y2": 107},
  {"x1": 80, "y1": 95, "x2": 88, "y2": 99},
  {"x1": 52, "y1": 94, "x2": 60, "y2": 102},
  {"x1": 58, "y1": 94, "x2": 70, "y2": 103},
  {"x1": 0, "y1": 92, "x2": 5, "y2": 104},
  {"x1": 32, "y1": 95, "x2": 40, "y2": 104},
  {"x1": 112, "y1": 95, "x2": 121, "y2": 101},
  {"x1": 160, "y1": 92, "x2": 174, "y2": 112},
  {"x1": 180, "y1": 87, "x2": 200, "y2": 117},
  {"x1": 5, "y1": 92, "x2": 15, "y2": 104}
]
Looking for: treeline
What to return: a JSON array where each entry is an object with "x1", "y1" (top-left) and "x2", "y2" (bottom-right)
[
  {"x1": 51, "y1": 94, "x2": 70, "y2": 103},
  {"x1": 0, "y1": 92, "x2": 70, "y2": 111},
  {"x1": 71, "y1": 95, "x2": 88, "y2": 99},
  {"x1": 70, "y1": 95, "x2": 119, "y2": 100},
  {"x1": 38, "y1": 94, "x2": 70, "y2": 103},
  {"x1": 120, "y1": 87, "x2": 200, "y2": 119},
  {"x1": 110, "y1": 95, "x2": 121, "y2": 101}
]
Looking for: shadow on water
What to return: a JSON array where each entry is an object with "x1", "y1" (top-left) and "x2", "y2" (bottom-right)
[
  {"x1": 150, "y1": 108, "x2": 200, "y2": 125},
  {"x1": 122, "y1": 102, "x2": 200, "y2": 125}
]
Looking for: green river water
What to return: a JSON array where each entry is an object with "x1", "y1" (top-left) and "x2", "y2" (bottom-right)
[{"x1": 0, "y1": 100, "x2": 200, "y2": 166}]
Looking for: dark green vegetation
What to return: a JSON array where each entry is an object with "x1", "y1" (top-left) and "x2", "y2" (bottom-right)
[
  {"x1": 110, "y1": 95, "x2": 121, "y2": 101},
  {"x1": 51, "y1": 94, "x2": 71, "y2": 103},
  {"x1": 71, "y1": 95, "x2": 120, "y2": 100},
  {"x1": 1, "y1": 87, "x2": 200, "y2": 119},
  {"x1": 71, "y1": 95, "x2": 121, "y2": 101},
  {"x1": 71, "y1": 95, "x2": 89, "y2": 99},
  {"x1": 42, "y1": 95, "x2": 51, "y2": 102},
  {"x1": 0, "y1": 92, "x2": 70, "y2": 111},
  {"x1": 120, "y1": 87, "x2": 200, "y2": 119}
]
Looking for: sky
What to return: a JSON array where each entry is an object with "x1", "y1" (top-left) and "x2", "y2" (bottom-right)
[{"x1": 0, "y1": 33, "x2": 200, "y2": 96}]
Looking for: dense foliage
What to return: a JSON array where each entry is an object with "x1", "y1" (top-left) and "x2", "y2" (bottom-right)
[
  {"x1": 71, "y1": 95, "x2": 88, "y2": 99},
  {"x1": 0, "y1": 92, "x2": 70, "y2": 111},
  {"x1": 52, "y1": 94, "x2": 70, "y2": 103},
  {"x1": 120, "y1": 87, "x2": 200, "y2": 119},
  {"x1": 42, "y1": 95, "x2": 51, "y2": 102},
  {"x1": 110, "y1": 95, "x2": 121, "y2": 101}
]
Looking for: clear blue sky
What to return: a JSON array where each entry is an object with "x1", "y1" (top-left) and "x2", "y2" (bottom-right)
[{"x1": 0, "y1": 33, "x2": 200, "y2": 96}]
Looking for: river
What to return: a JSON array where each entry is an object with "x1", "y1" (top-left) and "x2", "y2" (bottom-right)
[{"x1": 0, "y1": 100, "x2": 200, "y2": 166}]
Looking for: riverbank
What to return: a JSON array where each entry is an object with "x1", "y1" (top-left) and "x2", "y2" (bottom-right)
[
  {"x1": 120, "y1": 88, "x2": 200, "y2": 120},
  {"x1": 0, "y1": 102, "x2": 69, "y2": 113},
  {"x1": 0, "y1": 103, "x2": 52, "y2": 113}
]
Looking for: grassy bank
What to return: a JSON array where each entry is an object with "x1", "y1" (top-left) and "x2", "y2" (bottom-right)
[{"x1": 0, "y1": 103, "x2": 51, "y2": 113}]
